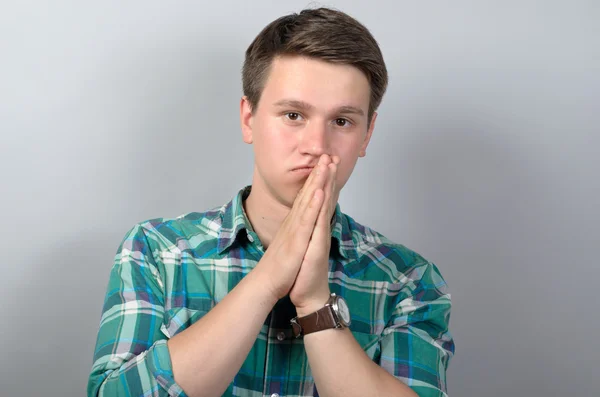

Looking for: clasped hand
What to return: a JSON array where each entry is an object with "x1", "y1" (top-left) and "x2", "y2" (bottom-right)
[{"x1": 258, "y1": 154, "x2": 340, "y2": 317}]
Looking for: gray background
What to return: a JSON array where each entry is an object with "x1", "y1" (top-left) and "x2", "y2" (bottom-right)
[{"x1": 1, "y1": 1, "x2": 598, "y2": 396}]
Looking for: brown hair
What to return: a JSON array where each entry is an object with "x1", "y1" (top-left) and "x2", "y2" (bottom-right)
[{"x1": 242, "y1": 7, "x2": 388, "y2": 124}]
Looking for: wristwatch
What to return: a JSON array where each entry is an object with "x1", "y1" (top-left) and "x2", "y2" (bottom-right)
[{"x1": 290, "y1": 293, "x2": 351, "y2": 338}]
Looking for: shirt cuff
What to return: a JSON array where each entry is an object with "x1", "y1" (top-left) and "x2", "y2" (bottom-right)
[{"x1": 149, "y1": 339, "x2": 188, "y2": 397}]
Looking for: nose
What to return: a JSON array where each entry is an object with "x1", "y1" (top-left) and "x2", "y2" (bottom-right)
[{"x1": 298, "y1": 121, "x2": 330, "y2": 157}]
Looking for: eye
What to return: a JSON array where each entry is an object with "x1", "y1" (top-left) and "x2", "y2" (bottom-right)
[
  {"x1": 285, "y1": 112, "x2": 302, "y2": 121},
  {"x1": 335, "y1": 118, "x2": 351, "y2": 127}
]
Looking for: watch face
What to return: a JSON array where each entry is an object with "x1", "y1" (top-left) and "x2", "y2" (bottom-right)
[{"x1": 337, "y1": 297, "x2": 351, "y2": 325}]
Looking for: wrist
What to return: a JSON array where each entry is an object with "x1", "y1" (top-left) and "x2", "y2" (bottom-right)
[
  {"x1": 247, "y1": 266, "x2": 280, "y2": 307},
  {"x1": 294, "y1": 290, "x2": 331, "y2": 318}
]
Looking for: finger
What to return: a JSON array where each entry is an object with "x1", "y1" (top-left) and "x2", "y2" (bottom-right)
[
  {"x1": 293, "y1": 160, "x2": 319, "y2": 203},
  {"x1": 325, "y1": 155, "x2": 339, "y2": 219},
  {"x1": 286, "y1": 154, "x2": 330, "y2": 235},
  {"x1": 284, "y1": 163, "x2": 327, "y2": 239},
  {"x1": 333, "y1": 186, "x2": 340, "y2": 217},
  {"x1": 320, "y1": 154, "x2": 332, "y2": 167},
  {"x1": 310, "y1": 170, "x2": 333, "y2": 253},
  {"x1": 285, "y1": 157, "x2": 332, "y2": 258},
  {"x1": 294, "y1": 156, "x2": 329, "y2": 214},
  {"x1": 293, "y1": 154, "x2": 327, "y2": 204},
  {"x1": 329, "y1": 162, "x2": 338, "y2": 220},
  {"x1": 316, "y1": 162, "x2": 335, "y2": 229},
  {"x1": 289, "y1": 157, "x2": 331, "y2": 240},
  {"x1": 295, "y1": 187, "x2": 325, "y2": 244}
]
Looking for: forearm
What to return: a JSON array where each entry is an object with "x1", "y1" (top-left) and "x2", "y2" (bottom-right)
[
  {"x1": 303, "y1": 328, "x2": 418, "y2": 397},
  {"x1": 167, "y1": 266, "x2": 277, "y2": 397},
  {"x1": 89, "y1": 339, "x2": 183, "y2": 397}
]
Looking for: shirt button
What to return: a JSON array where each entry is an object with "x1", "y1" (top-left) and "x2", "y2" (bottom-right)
[
  {"x1": 271, "y1": 394, "x2": 279, "y2": 397},
  {"x1": 276, "y1": 332, "x2": 285, "y2": 341},
  {"x1": 247, "y1": 233, "x2": 254, "y2": 242}
]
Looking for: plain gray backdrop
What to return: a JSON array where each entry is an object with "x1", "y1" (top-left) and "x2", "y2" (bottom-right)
[{"x1": 1, "y1": 1, "x2": 598, "y2": 396}]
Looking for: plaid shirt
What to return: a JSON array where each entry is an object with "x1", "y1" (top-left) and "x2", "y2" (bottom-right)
[{"x1": 88, "y1": 185, "x2": 455, "y2": 397}]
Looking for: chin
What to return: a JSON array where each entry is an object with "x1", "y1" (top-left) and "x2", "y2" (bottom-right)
[
  {"x1": 279, "y1": 184, "x2": 301, "y2": 208},
  {"x1": 260, "y1": 178, "x2": 296, "y2": 209}
]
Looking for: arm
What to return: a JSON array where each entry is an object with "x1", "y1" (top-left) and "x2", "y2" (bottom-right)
[
  {"x1": 89, "y1": 159, "x2": 328, "y2": 397},
  {"x1": 301, "y1": 325, "x2": 419, "y2": 397},
  {"x1": 289, "y1": 155, "x2": 416, "y2": 395},
  {"x1": 167, "y1": 262, "x2": 276, "y2": 397},
  {"x1": 88, "y1": 224, "x2": 183, "y2": 397},
  {"x1": 170, "y1": 157, "x2": 330, "y2": 396},
  {"x1": 300, "y1": 261, "x2": 455, "y2": 397},
  {"x1": 288, "y1": 156, "x2": 454, "y2": 396},
  {"x1": 87, "y1": 224, "x2": 278, "y2": 397},
  {"x1": 378, "y1": 261, "x2": 455, "y2": 396}
]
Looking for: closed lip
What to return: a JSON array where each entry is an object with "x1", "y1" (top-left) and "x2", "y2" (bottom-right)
[
  {"x1": 291, "y1": 163, "x2": 318, "y2": 171},
  {"x1": 291, "y1": 167, "x2": 315, "y2": 174}
]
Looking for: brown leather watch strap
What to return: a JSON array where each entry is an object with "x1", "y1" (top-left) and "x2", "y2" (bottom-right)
[{"x1": 296, "y1": 305, "x2": 337, "y2": 337}]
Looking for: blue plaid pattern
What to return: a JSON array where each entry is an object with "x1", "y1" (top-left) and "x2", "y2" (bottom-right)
[{"x1": 88, "y1": 185, "x2": 455, "y2": 396}]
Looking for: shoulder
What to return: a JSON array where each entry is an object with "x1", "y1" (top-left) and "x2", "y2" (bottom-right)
[
  {"x1": 119, "y1": 204, "x2": 227, "y2": 253},
  {"x1": 342, "y1": 213, "x2": 446, "y2": 287}
]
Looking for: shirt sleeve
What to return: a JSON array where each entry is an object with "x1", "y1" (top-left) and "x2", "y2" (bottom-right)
[
  {"x1": 87, "y1": 224, "x2": 188, "y2": 397},
  {"x1": 379, "y1": 261, "x2": 456, "y2": 397}
]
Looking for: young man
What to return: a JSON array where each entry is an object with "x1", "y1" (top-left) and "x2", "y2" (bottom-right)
[{"x1": 88, "y1": 7, "x2": 455, "y2": 397}]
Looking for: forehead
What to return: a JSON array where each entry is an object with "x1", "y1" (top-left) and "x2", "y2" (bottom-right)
[{"x1": 259, "y1": 55, "x2": 370, "y2": 111}]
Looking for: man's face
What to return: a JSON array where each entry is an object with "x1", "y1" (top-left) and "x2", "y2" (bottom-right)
[{"x1": 241, "y1": 55, "x2": 377, "y2": 207}]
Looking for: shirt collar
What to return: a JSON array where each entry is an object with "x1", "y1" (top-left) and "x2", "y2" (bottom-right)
[
  {"x1": 217, "y1": 185, "x2": 254, "y2": 254},
  {"x1": 217, "y1": 185, "x2": 357, "y2": 260}
]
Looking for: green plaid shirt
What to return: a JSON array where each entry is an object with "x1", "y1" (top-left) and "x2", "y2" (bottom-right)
[{"x1": 88, "y1": 186, "x2": 455, "y2": 397}]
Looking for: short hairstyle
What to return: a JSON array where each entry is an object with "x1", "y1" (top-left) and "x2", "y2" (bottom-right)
[{"x1": 242, "y1": 7, "x2": 388, "y2": 124}]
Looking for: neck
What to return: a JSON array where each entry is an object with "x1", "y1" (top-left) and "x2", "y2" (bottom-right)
[{"x1": 242, "y1": 177, "x2": 295, "y2": 250}]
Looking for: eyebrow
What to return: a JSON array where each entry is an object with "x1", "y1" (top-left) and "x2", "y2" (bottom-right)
[
  {"x1": 337, "y1": 106, "x2": 365, "y2": 116},
  {"x1": 272, "y1": 99, "x2": 365, "y2": 117}
]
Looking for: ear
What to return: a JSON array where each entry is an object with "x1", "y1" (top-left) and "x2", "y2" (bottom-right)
[
  {"x1": 359, "y1": 111, "x2": 377, "y2": 157},
  {"x1": 240, "y1": 96, "x2": 254, "y2": 144}
]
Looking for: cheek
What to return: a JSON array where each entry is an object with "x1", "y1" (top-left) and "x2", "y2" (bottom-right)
[
  {"x1": 253, "y1": 122, "x2": 296, "y2": 167},
  {"x1": 335, "y1": 159, "x2": 358, "y2": 191},
  {"x1": 258, "y1": 119, "x2": 293, "y2": 147},
  {"x1": 330, "y1": 141, "x2": 360, "y2": 183}
]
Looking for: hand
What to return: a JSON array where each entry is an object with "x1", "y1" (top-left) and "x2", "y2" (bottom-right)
[
  {"x1": 290, "y1": 155, "x2": 340, "y2": 315},
  {"x1": 255, "y1": 154, "x2": 330, "y2": 301}
]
